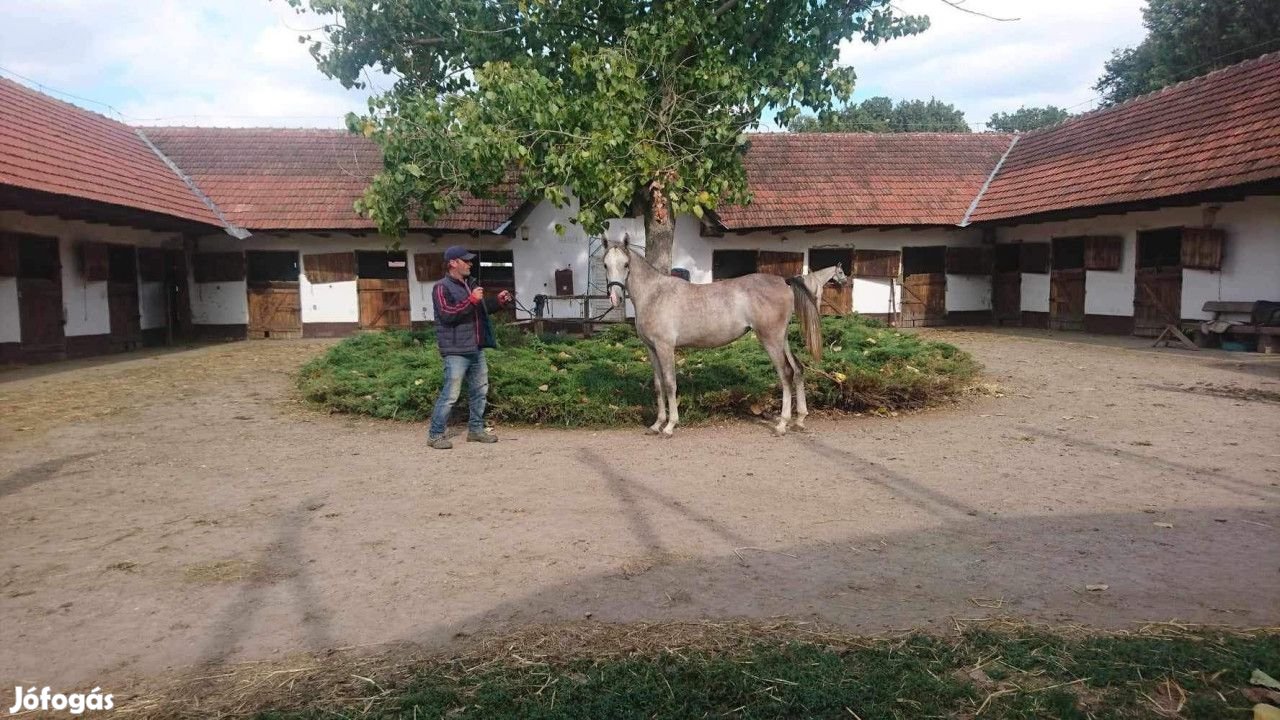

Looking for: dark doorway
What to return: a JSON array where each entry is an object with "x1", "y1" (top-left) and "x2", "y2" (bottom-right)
[
  {"x1": 15, "y1": 233, "x2": 64, "y2": 354},
  {"x1": 900, "y1": 246, "x2": 946, "y2": 327},
  {"x1": 106, "y1": 245, "x2": 140, "y2": 350},
  {"x1": 993, "y1": 244, "x2": 1022, "y2": 326},
  {"x1": 474, "y1": 250, "x2": 516, "y2": 322},
  {"x1": 711, "y1": 250, "x2": 758, "y2": 280},
  {"x1": 1049, "y1": 237, "x2": 1086, "y2": 331},
  {"x1": 1134, "y1": 228, "x2": 1183, "y2": 337},
  {"x1": 246, "y1": 250, "x2": 302, "y2": 339},
  {"x1": 356, "y1": 251, "x2": 410, "y2": 329}
]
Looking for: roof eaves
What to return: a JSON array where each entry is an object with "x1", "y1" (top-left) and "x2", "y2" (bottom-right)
[
  {"x1": 958, "y1": 134, "x2": 1019, "y2": 227},
  {"x1": 135, "y1": 128, "x2": 252, "y2": 239}
]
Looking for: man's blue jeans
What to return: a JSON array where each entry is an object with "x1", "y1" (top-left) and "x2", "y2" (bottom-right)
[{"x1": 428, "y1": 352, "x2": 489, "y2": 439}]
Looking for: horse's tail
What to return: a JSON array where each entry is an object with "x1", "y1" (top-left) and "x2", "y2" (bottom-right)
[{"x1": 787, "y1": 275, "x2": 823, "y2": 363}]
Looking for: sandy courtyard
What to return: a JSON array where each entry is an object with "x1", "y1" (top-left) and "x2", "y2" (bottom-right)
[{"x1": 1, "y1": 327, "x2": 1277, "y2": 689}]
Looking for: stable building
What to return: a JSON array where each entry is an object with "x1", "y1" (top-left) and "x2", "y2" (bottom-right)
[{"x1": 2, "y1": 50, "x2": 1279, "y2": 365}]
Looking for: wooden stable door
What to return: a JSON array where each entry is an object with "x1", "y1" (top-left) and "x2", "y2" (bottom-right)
[
  {"x1": 1049, "y1": 268, "x2": 1086, "y2": 331},
  {"x1": 993, "y1": 272, "x2": 1022, "y2": 325},
  {"x1": 14, "y1": 234, "x2": 64, "y2": 353},
  {"x1": 756, "y1": 251, "x2": 804, "y2": 278},
  {"x1": 358, "y1": 279, "x2": 411, "y2": 329},
  {"x1": 900, "y1": 273, "x2": 947, "y2": 327},
  {"x1": 1133, "y1": 268, "x2": 1182, "y2": 337},
  {"x1": 821, "y1": 283, "x2": 853, "y2": 315},
  {"x1": 248, "y1": 282, "x2": 302, "y2": 338},
  {"x1": 107, "y1": 282, "x2": 141, "y2": 349},
  {"x1": 810, "y1": 248, "x2": 853, "y2": 315}
]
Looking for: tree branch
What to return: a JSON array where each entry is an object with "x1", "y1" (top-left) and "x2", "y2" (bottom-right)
[{"x1": 937, "y1": 0, "x2": 1019, "y2": 22}]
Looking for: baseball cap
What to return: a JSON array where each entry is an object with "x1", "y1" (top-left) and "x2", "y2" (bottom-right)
[{"x1": 444, "y1": 246, "x2": 476, "y2": 262}]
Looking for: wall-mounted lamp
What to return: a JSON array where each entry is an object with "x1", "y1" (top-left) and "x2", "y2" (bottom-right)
[{"x1": 519, "y1": 225, "x2": 530, "y2": 241}]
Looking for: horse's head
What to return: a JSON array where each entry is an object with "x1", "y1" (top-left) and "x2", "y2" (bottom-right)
[
  {"x1": 830, "y1": 265, "x2": 849, "y2": 285},
  {"x1": 603, "y1": 234, "x2": 632, "y2": 307}
]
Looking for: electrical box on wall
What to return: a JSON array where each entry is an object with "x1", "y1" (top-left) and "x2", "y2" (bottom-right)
[{"x1": 554, "y1": 268, "x2": 573, "y2": 296}]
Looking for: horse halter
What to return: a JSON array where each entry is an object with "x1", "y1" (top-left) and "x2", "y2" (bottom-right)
[{"x1": 606, "y1": 280, "x2": 628, "y2": 300}]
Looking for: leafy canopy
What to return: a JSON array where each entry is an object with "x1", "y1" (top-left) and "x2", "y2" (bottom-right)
[
  {"x1": 986, "y1": 105, "x2": 1070, "y2": 133},
  {"x1": 1094, "y1": 0, "x2": 1280, "y2": 105},
  {"x1": 791, "y1": 95, "x2": 969, "y2": 133},
  {"x1": 286, "y1": 0, "x2": 929, "y2": 243}
]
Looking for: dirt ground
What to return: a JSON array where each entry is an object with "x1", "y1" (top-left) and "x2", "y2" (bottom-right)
[{"x1": 1, "y1": 328, "x2": 1277, "y2": 692}]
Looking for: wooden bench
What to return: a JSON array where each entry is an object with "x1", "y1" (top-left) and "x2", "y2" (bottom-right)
[{"x1": 1193, "y1": 301, "x2": 1280, "y2": 353}]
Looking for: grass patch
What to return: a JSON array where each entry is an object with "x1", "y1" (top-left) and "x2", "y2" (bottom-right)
[
  {"x1": 295, "y1": 316, "x2": 979, "y2": 427},
  {"x1": 120, "y1": 621, "x2": 1280, "y2": 719}
]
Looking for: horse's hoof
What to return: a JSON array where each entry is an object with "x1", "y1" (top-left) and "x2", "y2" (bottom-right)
[
  {"x1": 772, "y1": 426, "x2": 787, "y2": 437},
  {"x1": 646, "y1": 425, "x2": 662, "y2": 435},
  {"x1": 661, "y1": 428, "x2": 674, "y2": 438}
]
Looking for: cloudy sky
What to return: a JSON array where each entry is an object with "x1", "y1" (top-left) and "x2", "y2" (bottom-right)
[{"x1": 0, "y1": 0, "x2": 1147, "y2": 130}]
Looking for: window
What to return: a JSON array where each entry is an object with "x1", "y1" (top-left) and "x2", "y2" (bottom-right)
[
  {"x1": 107, "y1": 245, "x2": 138, "y2": 284},
  {"x1": 1051, "y1": 236, "x2": 1085, "y2": 270},
  {"x1": 1137, "y1": 228, "x2": 1182, "y2": 269},
  {"x1": 246, "y1": 250, "x2": 300, "y2": 282},
  {"x1": 355, "y1": 250, "x2": 408, "y2": 279},
  {"x1": 474, "y1": 250, "x2": 515, "y2": 286},
  {"x1": 712, "y1": 250, "x2": 758, "y2": 279},
  {"x1": 901, "y1": 246, "x2": 946, "y2": 275},
  {"x1": 994, "y1": 244, "x2": 1021, "y2": 273},
  {"x1": 809, "y1": 248, "x2": 853, "y2": 275}
]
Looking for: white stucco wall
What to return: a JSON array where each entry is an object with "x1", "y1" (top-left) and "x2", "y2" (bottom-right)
[
  {"x1": 60, "y1": 239, "x2": 110, "y2": 337},
  {"x1": 1181, "y1": 196, "x2": 1280, "y2": 319},
  {"x1": 0, "y1": 211, "x2": 178, "y2": 340},
  {"x1": 675, "y1": 220, "x2": 985, "y2": 315},
  {"x1": 1021, "y1": 274, "x2": 1051, "y2": 313},
  {"x1": 996, "y1": 195, "x2": 1280, "y2": 319},
  {"x1": 0, "y1": 277, "x2": 19, "y2": 343},
  {"x1": 945, "y1": 274, "x2": 992, "y2": 312}
]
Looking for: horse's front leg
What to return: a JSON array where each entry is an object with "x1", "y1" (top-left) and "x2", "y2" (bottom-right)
[
  {"x1": 655, "y1": 342, "x2": 679, "y2": 437},
  {"x1": 644, "y1": 344, "x2": 667, "y2": 435}
]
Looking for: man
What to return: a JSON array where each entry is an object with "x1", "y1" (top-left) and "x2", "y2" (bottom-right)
[{"x1": 428, "y1": 246, "x2": 513, "y2": 449}]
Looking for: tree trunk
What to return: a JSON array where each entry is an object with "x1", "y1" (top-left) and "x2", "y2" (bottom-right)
[{"x1": 642, "y1": 194, "x2": 674, "y2": 274}]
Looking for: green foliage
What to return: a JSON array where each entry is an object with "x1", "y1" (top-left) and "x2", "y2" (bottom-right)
[
  {"x1": 987, "y1": 105, "x2": 1071, "y2": 133},
  {"x1": 255, "y1": 627, "x2": 1279, "y2": 719},
  {"x1": 791, "y1": 95, "x2": 970, "y2": 133},
  {"x1": 295, "y1": 316, "x2": 978, "y2": 427},
  {"x1": 284, "y1": 0, "x2": 930, "y2": 254},
  {"x1": 1094, "y1": 0, "x2": 1280, "y2": 105}
]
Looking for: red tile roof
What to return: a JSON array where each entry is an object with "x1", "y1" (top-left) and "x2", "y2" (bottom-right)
[
  {"x1": 716, "y1": 132, "x2": 1015, "y2": 229},
  {"x1": 0, "y1": 77, "x2": 221, "y2": 227},
  {"x1": 141, "y1": 127, "x2": 521, "y2": 232},
  {"x1": 970, "y1": 51, "x2": 1280, "y2": 222}
]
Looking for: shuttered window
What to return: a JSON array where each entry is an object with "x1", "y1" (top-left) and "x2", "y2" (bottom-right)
[
  {"x1": 302, "y1": 252, "x2": 356, "y2": 283},
  {"x1": 1181, "y1": 228, "x2": 1225, "y2": 270},
  {"x1": 413, "y1": 252, "x2": 445, "y2": 281},
  {"x1": 1019, "y1": 243, "x2": 1051, "y2": 273},
  {"x1": 945, "y1": 246, "x2": 993, "y2": 275},
  {"x1": 852, "y1": 249, "x2": 900, "y2": 278},
  {"x1": 1084, "y1": 236, "x2": 1123, "y2": 271}
]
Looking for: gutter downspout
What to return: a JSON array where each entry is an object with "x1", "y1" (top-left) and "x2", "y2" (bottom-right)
[
  {"x1": 136, "y1": 129, "x2": 252, "y2": 240},
  {"x1": 959, "y1": 135, "x2": 1019, "y2": 228}
]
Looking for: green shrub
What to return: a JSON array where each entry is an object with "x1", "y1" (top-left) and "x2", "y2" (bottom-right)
[{"x1": 295, "y1": 315, "x2": 979, "y2": 427}]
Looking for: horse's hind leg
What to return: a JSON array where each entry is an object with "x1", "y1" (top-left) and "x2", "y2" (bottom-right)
[
  {"x1": 784, "y1": 347, "x2": 808, "y2": 430},
  {"x1": 644, "y1": 343, "x2": 667, "y2": 435},
  {"x1": 762, "y1": 338, "x2": 793, "y2": 436}
]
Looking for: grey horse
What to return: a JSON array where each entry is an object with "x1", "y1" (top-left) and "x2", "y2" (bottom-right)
[{"x1": 603, "y1": 234, "x2": 846, "y2": 437}]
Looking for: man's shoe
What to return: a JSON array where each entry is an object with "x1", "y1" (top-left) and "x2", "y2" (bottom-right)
[
  {"x1": 467, "y1": 431, "x2": 498, "y2": 443},
  {"x1": 428, "y1": 437, "x2": 453, "y2": 449}
]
